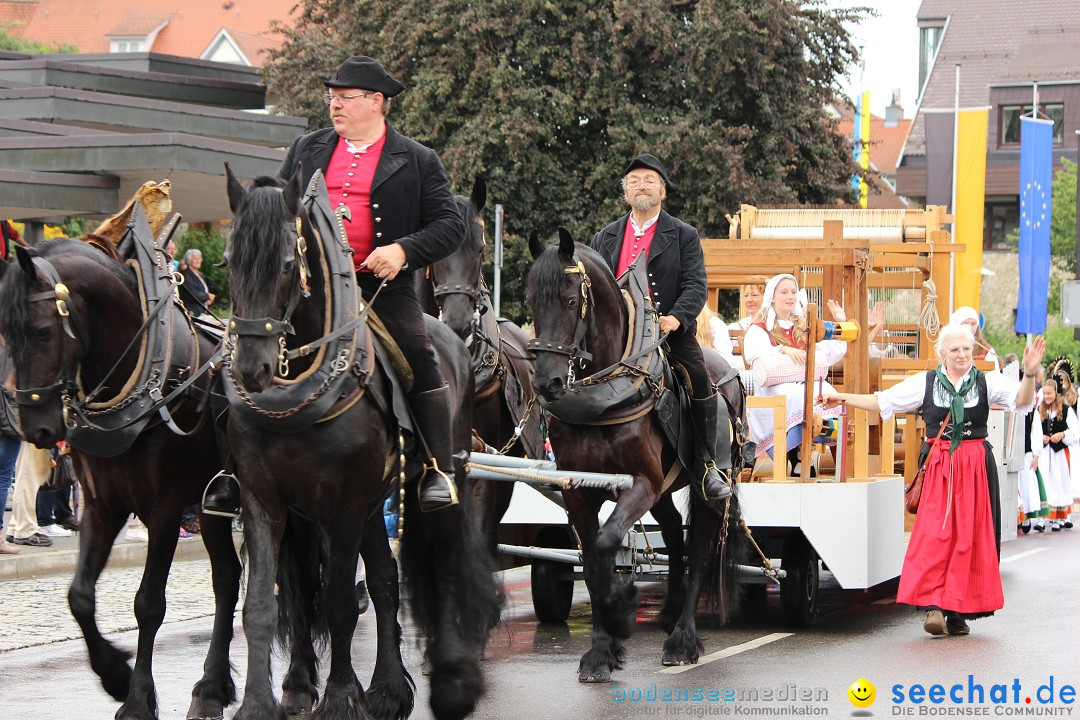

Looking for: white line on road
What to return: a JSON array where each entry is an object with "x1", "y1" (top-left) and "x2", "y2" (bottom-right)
[
  {"x1": 658, "y1": 632, "x2": 794, "y2": 674},
  {"x1": 1001, "y1": 547, "x2": 1047, "y2": 564}
]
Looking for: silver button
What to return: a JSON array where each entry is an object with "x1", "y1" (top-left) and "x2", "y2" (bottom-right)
[
  {"x1": 344, "y1": 182, "x2": 351, "y2": 187},
  {"x1": 372, "y1": 204, "x2": 379, "y2": 209},
  {"x1": 376, "y1": 232, "x2": 382, "y2": 238},
  {"x1": 374, "y1": 217, "x2": 381, "y2": 222},
  {"x1": 342, "y1": 192, "x2": 349, "y2": 197},
  {"x1": 350, "y1": 163, "x2": 357, "y2": 168},
  {"x1": 348, "y1": 172, "x2": 354, "y2": 177}
]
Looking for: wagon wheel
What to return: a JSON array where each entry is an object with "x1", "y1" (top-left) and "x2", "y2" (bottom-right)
[
  {"x1": 779, "y1": 532, "x2": 819, "y2": 628},
  {"x1": 531, "y1": 526, "x2": 576, "y2": 624}
]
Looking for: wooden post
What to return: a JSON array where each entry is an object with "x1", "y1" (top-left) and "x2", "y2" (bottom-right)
[{"x1": 801, "y1": 303, "x2": 818, "y2": 481}]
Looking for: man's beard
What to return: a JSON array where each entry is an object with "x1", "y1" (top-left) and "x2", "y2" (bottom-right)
[{"x1": 628, "y1": 194, "x2": 658, "y2": 212}]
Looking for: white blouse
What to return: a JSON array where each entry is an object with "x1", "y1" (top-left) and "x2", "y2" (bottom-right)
[
  {"x1": 874, "y1": 368, "x2": 1034, "y2": 421},
  {"x1": 742, "y1": 319, "x2": 847, "y2": 370}
]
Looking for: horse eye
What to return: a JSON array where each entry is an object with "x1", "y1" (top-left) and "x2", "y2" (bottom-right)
[
  {"x1": 567, "y1": 297, "x2": 578, "y2": 308},
  {"x1": 36, "y1": 327, "x2": 51, "y2": 342}
]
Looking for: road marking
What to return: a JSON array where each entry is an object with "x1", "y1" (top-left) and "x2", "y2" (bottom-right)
[
  {"x1": 658, "y1": 632, "x2": 793, "y2": 674},
  {"x1": 1001, "y1": 547, "x2": 1047, "y2": 564}
]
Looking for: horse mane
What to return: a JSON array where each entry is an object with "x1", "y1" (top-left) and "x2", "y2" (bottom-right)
[
  {"x1": 526, "y1": 241, "x2": 614, "y2": 310},
  {"x1": 229, "y1": 176, "x2": 292, "y2": 304},
  {"x1": 0, "y1": 238, "x2": 134, "y2": 359}
]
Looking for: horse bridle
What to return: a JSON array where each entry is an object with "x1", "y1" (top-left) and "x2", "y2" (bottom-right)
[
  {"x1": 13, "y1": 257, "x2": 86, "y2": 422},
  {"x1": 225, "y1": 215, "x2": 312, "y2": 377},
  {"x1": 526, "y1": 257, "x2": 593, "y2": 383}
]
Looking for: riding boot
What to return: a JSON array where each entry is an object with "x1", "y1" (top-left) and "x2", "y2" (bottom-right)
[
  {"x1": 689, "y1": 393, "x2": 732, "y2": 503},
  {"x1": 202, "y1": 470, "x2": 241, "y2": 518},
  {"x1": 408, "y1": 386, "x2": 460, "y2": 512}
]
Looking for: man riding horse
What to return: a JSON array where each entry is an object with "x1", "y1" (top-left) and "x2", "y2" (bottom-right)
[
  {"x1": 203, "y1": 56, "x2": 464, "y2": 515},
  {"x1": 591, "y1": 153, "x2": 731, "y2": 504}
]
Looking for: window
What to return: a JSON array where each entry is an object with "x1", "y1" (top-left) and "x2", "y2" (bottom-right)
[
  {"x1": 918, "y1": 23, "x2": 945, "y2": 98},
  {"x1": 1000, "y1": 104, "x2": 1065, "y2": 145},
  {"x1": 110, "y1": 38, "x2": 144, "y2": 53},
  {"x1": 984, "y1": 201, "x2": 1019, "y2": 251}
]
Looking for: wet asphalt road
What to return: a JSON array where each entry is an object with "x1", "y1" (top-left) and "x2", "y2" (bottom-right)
[{"x1": 1, "y1": 527, "x2": 1078, "y2": 720}]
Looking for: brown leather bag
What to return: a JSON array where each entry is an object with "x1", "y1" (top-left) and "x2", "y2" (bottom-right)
[{"x1": 905, "y1": 411, "x2": 950, "y2": 514}]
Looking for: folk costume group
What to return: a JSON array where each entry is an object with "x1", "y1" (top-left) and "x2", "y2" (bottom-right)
[{"x1": 199, "y1": 53, "x2": 1063, "y2": 639}]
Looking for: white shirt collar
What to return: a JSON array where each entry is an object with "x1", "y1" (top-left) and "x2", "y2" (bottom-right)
[{"x1": 629, "y1": 213, "x2": 659, "y2": 236}]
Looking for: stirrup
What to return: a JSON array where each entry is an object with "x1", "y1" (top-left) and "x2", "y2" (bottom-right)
[
  {"x1": 201, "y1": 471, "x2": 241, "y2": 519},
  {"x1": 418, "y1": 458, "x2": 459, "y2": 512},
  {"x1": 700, "y1": 462, "x2": 732, "y2": 501}
]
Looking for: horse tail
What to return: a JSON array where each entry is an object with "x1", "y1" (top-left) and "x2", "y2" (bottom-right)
[
  {"x1": 275, "y1": 510, "x2": 329, "y2": 656},
  {"x1": 697, "y1": 486, "x2": 748, "y2": 625},
  {"x1": 400, "y1": 485, "x2": 504, "y2": 718}
]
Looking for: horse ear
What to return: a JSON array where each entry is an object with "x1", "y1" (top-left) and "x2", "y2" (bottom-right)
[
  {"x1": 470, "y1": 176, "x2": 487, "y2": 213},
  {"x1": 557, "y1": 226, "x2": 575, "y2": 258},
  {"x1": 282, "y1": 165, "x2": 303, "y2": 213},
  {"x1": 528, "y1": 229, "x2": 546, "y2": 260},
  {"x1": 14, "y1": 245, "x2": 35, "y2": 280},
  {"x1": 224, "y1": 162, "x2": 245, "y2": 215}
]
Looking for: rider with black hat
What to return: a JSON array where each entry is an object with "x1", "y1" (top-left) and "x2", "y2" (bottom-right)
[
  {"x1": 202, "y1": 56, "x2": 464, "y2": 516},
  {"x1": 591, "y1": 154, "x2": 732, "y2": 504}
]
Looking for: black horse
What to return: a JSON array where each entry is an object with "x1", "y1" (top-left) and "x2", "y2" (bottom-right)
[
  {"x1": 222, "y1": 167, "x2": 501, "y2": 720},
  {"x1": 0, "y1": 238, "x2": 240, "y2": 720},
  {"x1": 418, "y1": 177, "x2": 545, "y2": 551},
  {"x1": 526, "y1": 229, "x2": 748, "y2": 682}
]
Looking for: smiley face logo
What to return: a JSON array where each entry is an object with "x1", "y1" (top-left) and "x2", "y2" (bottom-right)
[{"x1": 848, "y1": 678, "x2": 876, "y2": 708}]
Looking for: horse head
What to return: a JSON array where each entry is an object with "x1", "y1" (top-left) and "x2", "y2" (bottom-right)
[
  {"x1": 526, "y1": 227, "x2": 625, "y2": 402},
  {"x1": 223, "y1": 163, "x2": 314, "y2": 393},
  {"x1": 430, "y1": 176, "x2": 487, "y2": 339},
  {"x1": 0, "y1": 241, "x2": 138, "y2": 448}
]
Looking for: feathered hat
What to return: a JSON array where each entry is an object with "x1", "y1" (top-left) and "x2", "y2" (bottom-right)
[{"x1": 1050, "y1": 356, "x2": 1075, "y2": 385}]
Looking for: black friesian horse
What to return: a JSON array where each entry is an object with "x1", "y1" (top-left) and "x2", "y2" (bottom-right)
[
  {"x1": 526, "y1": 229, "x2": 748, "y2": 682},
  {"x1": 418, "y1": 177, "x2": 545, "y2": 550},
  {"x1": 0, "y1": 239, "x2": 240, "y2": 720},
  {"x1": 222, "y1": 168, "x2": 501, "y2": 720}
]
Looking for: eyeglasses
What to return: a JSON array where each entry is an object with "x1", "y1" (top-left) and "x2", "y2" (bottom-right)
[
  {"x1": 626, "y1": 178, "x2": 663, "y2": 189},
  {"x1": 323, "y1": 91, "x2": 374, "y2": 106}
]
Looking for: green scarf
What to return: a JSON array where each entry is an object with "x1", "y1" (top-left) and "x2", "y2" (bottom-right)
[{"x1": 935, "y1": 367, "x2": 977, "y2": 453}]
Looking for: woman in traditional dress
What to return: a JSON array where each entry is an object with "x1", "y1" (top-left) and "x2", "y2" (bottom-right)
[
  {"x1": 1037, "y1": 375, "x2": 1077, "y2": 532},
  {"x1": 743, "y1": 274, "x2": 847, "y2": 475},
  {"x1": 822, "y1": 326, "x2": 1043, "y2": 636},
  {"x1": 1049, "y1": 358, "x2": 1080, "y2": 522}
]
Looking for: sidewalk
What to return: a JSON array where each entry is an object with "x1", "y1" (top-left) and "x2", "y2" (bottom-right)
[{"x1": 1, "y1": 508, "x2": 235, "y2": 581}]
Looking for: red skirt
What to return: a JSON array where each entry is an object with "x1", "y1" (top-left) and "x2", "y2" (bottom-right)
[{"x1": 897, "y1": 438, "x2": 1003, "y2": 616}]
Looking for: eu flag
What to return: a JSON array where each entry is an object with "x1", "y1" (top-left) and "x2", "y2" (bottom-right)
[{"x1": 1015, "y1": 116, "x2": 1053, "y2": 334}]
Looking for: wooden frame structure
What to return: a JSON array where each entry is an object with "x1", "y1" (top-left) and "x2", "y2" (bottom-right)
[{"x1": 705, "y1": 206, "x2": 967, "y2": 485}]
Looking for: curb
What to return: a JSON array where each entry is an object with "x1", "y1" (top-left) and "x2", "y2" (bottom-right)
[{"x1": 0, "y1": 534, "x2": 241, "y2": 582}]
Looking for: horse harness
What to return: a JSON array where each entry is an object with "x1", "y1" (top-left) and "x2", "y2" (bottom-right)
[
  {"x1": 13, "y1": 207, "x2": 216, "y2": 456},
  {"x1": 527, "y1": 255, "x2": 669, "y2": 426}
]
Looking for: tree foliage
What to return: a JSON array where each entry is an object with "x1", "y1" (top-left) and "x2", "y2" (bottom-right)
[
  {"x1": 266, "y1": 0, "x2": 863, "y2": 323},
  {"x1": 0, "y1": 27, "x2": 77, "y2": 54}
]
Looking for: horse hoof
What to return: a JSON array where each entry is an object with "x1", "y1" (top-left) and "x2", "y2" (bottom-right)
[
  {"x1": 661, "y1": 656, "x2": 695, "y2": 666},
  {"x1": 186, "y1": 697, "x2": 225, "y2": 720},
  {"x1": 280, "y1": 689, "x2": 315, "y2": 716},
  {"x1": 578, "y1": 671, "x2": 611, "y2": 683}
]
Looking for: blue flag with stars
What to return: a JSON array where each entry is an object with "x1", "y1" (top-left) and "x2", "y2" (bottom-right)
[{"x1": 1016, "y1": 116, "x2": 1053, "y2": 334}]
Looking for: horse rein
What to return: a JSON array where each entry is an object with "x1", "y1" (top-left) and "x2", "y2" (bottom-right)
[{"x1": 526, "y1": 257, "x2": 593, "y2": 384}]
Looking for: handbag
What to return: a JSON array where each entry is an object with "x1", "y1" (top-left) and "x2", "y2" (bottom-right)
[{"x1": 904, "y1": 411, "x2": 950, "y2": 514}]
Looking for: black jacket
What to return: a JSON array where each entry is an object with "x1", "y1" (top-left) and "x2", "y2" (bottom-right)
[
  {"x1": 277, "y1": 124, "x2": 463, "y2": 287},
  {"x1": 591, "y1": 210, "x2": 708, "y2": 334}
]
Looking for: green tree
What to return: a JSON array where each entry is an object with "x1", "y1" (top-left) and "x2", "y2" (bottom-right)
[
  {"x1": 0, "y1": 27, "x2": 77, "y2": 54},
  {"x1": 1050, "y1": 157, "x2": 1077, "y2": 273},
  {"x1": 267, "y1": 0, "x2": 864, "y2": 323}
]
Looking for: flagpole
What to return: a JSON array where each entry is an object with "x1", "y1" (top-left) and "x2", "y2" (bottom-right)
[{"x1": 950, "y1": 64, "x2": 960, "y2": 313}]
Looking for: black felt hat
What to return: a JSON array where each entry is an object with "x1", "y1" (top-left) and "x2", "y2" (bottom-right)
[
  {"x1": 324, "y1": 56, "x2": 405, "y2": 97},
  {"x1": 622, "y1": 153, "x2": 674, "y2": 191}
]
